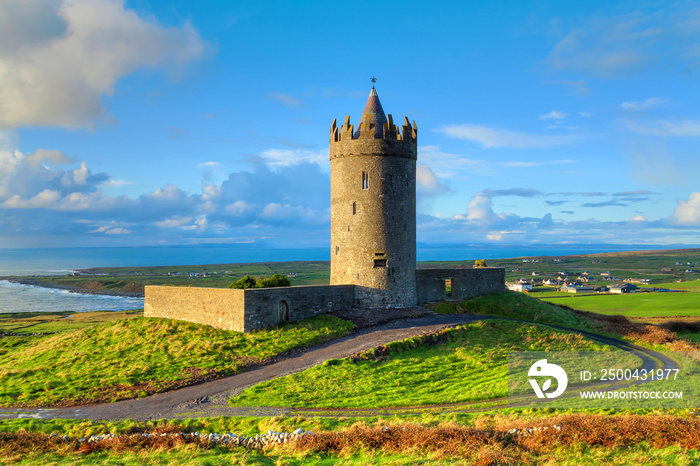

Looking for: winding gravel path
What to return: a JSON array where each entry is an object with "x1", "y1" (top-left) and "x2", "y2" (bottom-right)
[{"x1": 0, "y1": 314, "x2": 675, "y2": 421}]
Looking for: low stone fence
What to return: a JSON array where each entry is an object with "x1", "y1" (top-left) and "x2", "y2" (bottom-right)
[{"x1": 415, "y1": 267, "x2": 505, "y2": 303}]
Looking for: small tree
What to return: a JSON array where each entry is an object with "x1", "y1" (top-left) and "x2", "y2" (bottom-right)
[
  {"x1": 474, "y1": 259, "x2": 488, "y2": 268},
  {"x1": 228, "y1": 275, "x2": 257, "y2": 289},
  {"x1": 257, "y1": 273, "x2": 291, "y2": 288}
]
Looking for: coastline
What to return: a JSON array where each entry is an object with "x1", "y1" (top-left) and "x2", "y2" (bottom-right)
[{"x1": 1, "y1": 277, "x2": 145, "y2": 298}]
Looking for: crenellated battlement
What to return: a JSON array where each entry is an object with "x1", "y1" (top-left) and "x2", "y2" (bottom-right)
[
  {"x1": 329, "y1": 114, "x2": 417, "y2": 160},
  {"x1": 330, "y1": 114, "x2": 417, "y2": 143}
]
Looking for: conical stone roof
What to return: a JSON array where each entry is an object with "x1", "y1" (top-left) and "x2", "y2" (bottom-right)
[{"x1": 354, "y1": 87, "x2": 388, "y2": 138}]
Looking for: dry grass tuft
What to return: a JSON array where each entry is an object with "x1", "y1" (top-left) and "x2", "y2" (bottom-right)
[
  {"x1": 500, "y1": 414, "x2": 700, "y2": 450},
  {"x1": 572, "y1": 309, "x2": 679, "y2": 345},
  {"x1": 289, "y1": 415, "x2": 700, "y2": 462},
  {"x1": 4, "y1": 415, "x2": 700, "y2": 464}
]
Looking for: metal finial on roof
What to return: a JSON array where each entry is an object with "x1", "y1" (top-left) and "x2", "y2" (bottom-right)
[{"x1": 371, "y1": 77, "x2": 377, "y2": 87}]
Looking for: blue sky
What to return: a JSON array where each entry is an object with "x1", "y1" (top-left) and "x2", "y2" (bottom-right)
[{"x1": 1, "y1": 0, "x2": 699, "y2": 248}]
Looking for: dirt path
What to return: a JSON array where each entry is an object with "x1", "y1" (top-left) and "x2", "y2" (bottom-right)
[{"x1": 0, "y1": 314, "x2": 674, "y2": 421}]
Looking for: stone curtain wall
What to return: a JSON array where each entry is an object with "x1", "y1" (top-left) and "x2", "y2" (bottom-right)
[
  {"x1": 415, "y1": 268, "x2": 505, "y2": 304},
  {"x1": 145, "y1": 285, "x2": 355, "y2": 332},
  {"x1": 144, "y1": 286, "x2": 246, "y2": 332}
]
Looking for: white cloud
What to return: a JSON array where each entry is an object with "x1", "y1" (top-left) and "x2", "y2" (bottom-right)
[
  {"x1": 259, "y1": 203, "x2": 328, "y2": 225},
  {"x1": 624, "y1": 119, "x2": 700, "y2": 137},
  {"x1": 496, "y1": 160, "x2": 573, "y2": 168},
  {"x1": 671, "y1": 192, "x2": 700, "y2": 226},
  {"x1": 547, "y1": 6, "x2": 700, "y2": 78},
  {"x1": 539, "y1": 110, "x2": 567, "y2": 120},
  {"x1": 630, "y1": 215, "x2": 647, "y2": 221},
  {"x1": 90, "y1": 224, "x2": 132, "y2": 235},
  {"x1": 417, "y1": 145, "x2": 482, "y2": 177},
  {"x1": 416, "y1": 165, "x2": 449, "y2": 196},
  {"x1": 199, "y1": 161, "x2": 221, "y2": 167},
  {"x1": 259, "y1": 148, "x2": 327, "y2": 168},
  {"x1": 480, "y1": 189, "x2": 542, "y2": 198},
  {"x1": 0, "y1": 0, "x2": 208, "y2": 128},
  {"x1": 26, "y1": 149, "x2": 71, "y2": 168},
  {"x1": 621, "y1": 97, "x2": 671, "y2": 111},
  {"x1": 436, "y1": 124, "x2": 577, "y2": 149},
  {"x1": 3, "y1": 189, "x2": 62, "y2": 209},
  {"x1": 224, "y1": 200, "x2": 254, "y2": 216},
  {"x1": 148, "y1": 184, "x2": 184, "y2": 201},
  {"x1": 0, "y1": 147, "x2": 108, "y2": 200},
  {"x1": 464, "y1": 192, "x2": 497, "y2": 226},
  {"x1": 153, "y1": 216, "x2": 194, "y2": 228},
  {"x1": 101, "y1": 179, "x2": 134, "y2": 187}
]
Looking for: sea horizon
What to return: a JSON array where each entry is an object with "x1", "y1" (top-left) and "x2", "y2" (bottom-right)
[{"x1": 0, "y1": 243, "x2": 695, "y2": 277}]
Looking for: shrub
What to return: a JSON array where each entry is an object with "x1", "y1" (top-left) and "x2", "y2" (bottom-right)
[
  {"x1": 228, "y1": 275, "x2": 257, "y2": 289},
  {"x1": 474, "y1": 259, "x2": 488, "y2": 268},
  {"x1": 257, "y1": 274, "x2": 291, "y2": 288}
]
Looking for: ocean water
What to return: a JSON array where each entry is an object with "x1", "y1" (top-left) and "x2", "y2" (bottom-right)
[
  {"x1": 0, "y1": 244, "x2": 678, "y2": 314},
  {"x1": 0, "y1": 280, "x2": 144, "y2": 314}
]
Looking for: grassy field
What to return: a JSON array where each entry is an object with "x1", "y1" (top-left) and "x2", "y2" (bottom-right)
[
  {"x1": 229, "y1": 319, "x2": 612, "y2": 409},
  {"x1": 488, "y1": 248, "x2": 700, "y2": 284},
  {"x1": 0, "y1": 310, "x2": 142, "y2": 334},
  {"x1": 539, "y1": 292, "x2": 700, "y2": 318},
  {"x1": 14, "y1": 261, "x2": 333, "y2": 293},
  {"x1": 431, "y1": 291, "x2": 603, "y2": 332},
  {"x1": 651, "y1": 280, "x2": 700, "y2": 291},
  {"x1": 0, "y1": 314, "x2": 353, "y2": 408}
]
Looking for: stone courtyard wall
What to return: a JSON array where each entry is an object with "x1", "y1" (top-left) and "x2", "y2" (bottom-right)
[
  {"x1": 144, "y1": 285, "x2": 246, "y2": 332},
  {"x1": 415, "y1": 267, "x2": 505, "y2": 303},
  {"x1": 241, "y1": 285, "x2": 354, "y2": 331},
  {"x1": 145, "y1": 269, "x2": 503, "y2": 333},
  {"x1": 145, "y1": 284, "x2": 355, "y2": 332}
]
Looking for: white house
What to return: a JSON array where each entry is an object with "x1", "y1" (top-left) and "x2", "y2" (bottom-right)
[{"x1": 507, "y1": 282, "x2": 533, "y2": 292}]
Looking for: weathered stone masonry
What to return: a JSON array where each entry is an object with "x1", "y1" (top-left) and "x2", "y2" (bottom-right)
[
  {"x1": 144, "y1": 86, "x2": 505, "y2": 332},
  {"x1": 416, "y1": 268, "x2": 506, "y2": 303}
]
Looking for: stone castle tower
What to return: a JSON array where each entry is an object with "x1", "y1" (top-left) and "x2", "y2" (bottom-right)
[{"x1": 329, "y1": 86, "x2": 418, "y2": 308}]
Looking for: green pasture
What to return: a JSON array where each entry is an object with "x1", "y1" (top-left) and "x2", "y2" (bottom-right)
[
  {"x1": 0, "y1": 310, "x2": 142, "y2": 334},
  {"x1": 539, "y1": 292, "x2": 700, "y2": 318},
  {"x1": 229, "y1": 320, "x2": 611, "y2": 409},
  {"x1": 651, "y1": 280, "x2": 700, "y2": 291},
  {"x1": 431, "y1": 291, "x2": 602, "y2": 332},
  {"x1": 19, "y1": 261, "x2": 332, "y2": 293},
  {"x1": 0, "y1": 314, "x2": 353, "y2": 408}
]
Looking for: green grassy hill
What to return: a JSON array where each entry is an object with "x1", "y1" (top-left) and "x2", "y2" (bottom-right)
[{"x1": 0, "y1": 314, "x2": 353, "y2": 408}]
